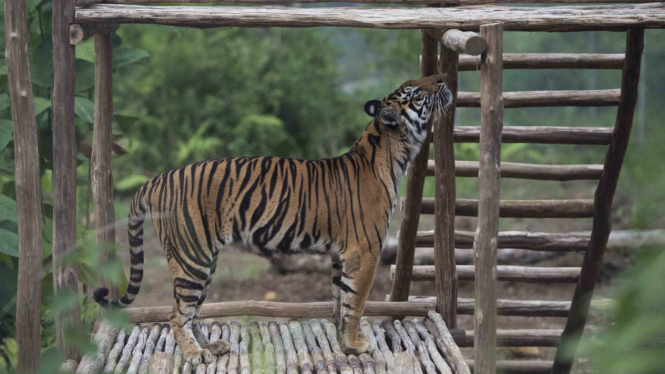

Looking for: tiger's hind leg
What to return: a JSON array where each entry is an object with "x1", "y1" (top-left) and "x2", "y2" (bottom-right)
[
  {"x1": 192, "y1": 254, "x2": 230, "y2": 356},
  {"x1": 168, "y1": 257, "x2": 213, "y2": 365}
]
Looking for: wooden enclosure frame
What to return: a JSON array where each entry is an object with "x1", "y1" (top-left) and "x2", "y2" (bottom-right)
[{"x1": 3, "y1": 0, "x2": 655, "y2": 371}]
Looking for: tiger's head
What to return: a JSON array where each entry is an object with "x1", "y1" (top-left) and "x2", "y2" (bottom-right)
[{"x1": 364, "y1": 74, "x2": 453, "y2": 146}]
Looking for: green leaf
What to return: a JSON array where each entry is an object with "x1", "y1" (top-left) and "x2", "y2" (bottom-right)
[
  {"x1": 75, "y1": 39, "x2": 95, "y2": 63},
  {"x1": 74, "y1": 96, "x2": 95, "y2": 123},
  {"x1": 0, "y1": 228, "x2": 19, "y2": 257},
  {"x1": 34, "y1": 96, "x2": 52, "y2": 115},
  {"x1": 0, "y1": 93, "x2": 11, "y2": 113},
  {"x1": 0, "y1": 119, "x2": 13, "y2": 150},
  {"x1": 116, "y1": 175, "x2": 150, "y2": 192},
  {"x1": 113, "y1": 48, "x2": 150, "y2": 69},
  {"x1": 75, "y1": 59, "x2": 96, "y2": 93},
  {"x1": 31, "y1": 39, "x2": 54, "y2": 89},
  {"x1": 0, "y1": 194, "x2": 18, "y2": 222}
]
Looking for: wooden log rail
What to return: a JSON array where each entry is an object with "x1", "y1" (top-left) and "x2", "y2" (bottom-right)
[
  {"x1": 413, "y1": 230, "x2": 590, "y2": 251},
  {"x1": 426, "y1": 160, "x2": 604, "y2": 181},
  {"x1": 449, "y1": 126, "x2": 613, "y2": 145},
  {"x1": 74, "y1": 4, "x2": 665, "y2": 31},
  {"x1": 69, "y1": 23, "x2": 118, "y2": 44},
  {"x1": 467, "y1": 360, "x2": 553, "y2": 374},
  {"x1": 426, "y1": 29, "x2": 486, "y2": 55},
  {"x1": 89, "y1": 0, "x2": 665, "y2": 5},
  {"x1": 456, "y1": 89, "x2": 620, "y2": 107},
  {"x1": 410, "y1": 198, "x2": 595, "y2": 218},
  {"x1": 391, "y1": 265, "x2": 581, "y2": 283},
  {"x1": 459, "y1": 53, "x2": 624, "y2": 70}
]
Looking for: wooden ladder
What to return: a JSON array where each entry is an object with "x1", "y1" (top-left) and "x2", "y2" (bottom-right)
[{"x1": 389, "y1": 26, "x2": 645, "y2": 374}]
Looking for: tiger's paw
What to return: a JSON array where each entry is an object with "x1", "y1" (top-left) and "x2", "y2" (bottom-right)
[
  {"x1": 183, "y1": 348, "x2": 213, "y2": 366},
  {"x1": 206, "y1": 340, "x2": 231, "y2": 355},
  {"x1": 341, "y1": 335, "x2": 373, "y2": 355}
]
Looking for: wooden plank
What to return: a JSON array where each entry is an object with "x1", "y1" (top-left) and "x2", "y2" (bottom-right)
[
  {"x1": 432, "y1": 35, "x2": 457, "y2": 327},
  {"x1": 96, "y1": 0, "x2": 665, "y2": 5},
  {"x1": 551, "y1": 29, "x2": 645, "y2": 374},
  {"x1": 4, "y1": 0, "x2": 44, "y2": 369},
  {"x1": 414, "y1": 230, "x2": 590, "y2": 252},
  {"x1": 93, "y1": 31, "x2": 118, "y2": 299},
  {"x1": 53, "y1": 0, "x2": 82, "y2": 360},
  {"x1": 427, "y1": 29, "x2": 485, "y2": 56},
  {"x1": 475, "y1": 22, "x2": 503, "y2": 374},
  {"x1": 74, "y1": 4, "x2": 665, "y2": 31},
  {"x1": 389, "y1": 30, "x2": 437, "y2": 309},
  {"x1": 456, "y1": 89, "x2": 620, "y2": 108},
  {"x1": 413, "y1": 198, "x2": 595, "y2": 218},
  {"x1": 463, "y1": 330, "x2": 562, "y2": 347},
  {"x1": 451, "y1": 126, "x2": 613, "y2": 145},
  {"x1": 426, "y1": 160, "x2": 603, "y2": 181},
  {"x1": 458, "y1": 53, "x2": 624, "y2": 70},
  {"x1": 391, "y1": 265, "x2": 581, "y2": 283}
]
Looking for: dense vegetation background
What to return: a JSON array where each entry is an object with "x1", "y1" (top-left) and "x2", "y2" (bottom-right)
[{"x1": 0, "y1": 0, "x2": 663, "y2": 372}]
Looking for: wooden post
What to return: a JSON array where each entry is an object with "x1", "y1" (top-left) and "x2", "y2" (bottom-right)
[
  {"x1": 474, "y1": 23, "x2": 503, "y2": 374},
  {"x1": 432, "y1": 38, "x2": 458, "y2": 327},
  {"x1": 93, "y1": 30, "x2": 117, "y2": 299},
  {"x1": 389, "y1": 29, "x2": 438, "y2": 311},
  {"x1": 4, "y1": 0, "x2": 44, "y2": 370},
  {"x1": 551, "y1": 29, "x2": 644, "y2": 374},
  {"x1": 53, "y1": 0, "x2": 82, "y2": 360}
]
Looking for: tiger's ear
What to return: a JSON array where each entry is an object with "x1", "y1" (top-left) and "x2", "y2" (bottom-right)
[{"x1": 364, "y1": 100, "x2": 381, "y2": 117}]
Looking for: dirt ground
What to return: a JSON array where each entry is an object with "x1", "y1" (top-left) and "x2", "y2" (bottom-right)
[{"x1": 109, "y1": 207, "x2": 634, "y2": 373}]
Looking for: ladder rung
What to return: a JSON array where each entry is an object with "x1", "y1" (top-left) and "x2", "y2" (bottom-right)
[
  {"x1": 408, "y1": 198, "x2": 595, "y2": 218},
  {"x1": 443, "y1": 126, "x2": 613, "y2": 145},
  {"x1": 391, "y1": 265, "x2": 581, "y2": 283},
  {"x1": 414, "y1": 230, "x2": 589, "y2": 251},
  {"x1": 459, "y1": 53, "x2": 625, "y2": 70},
  {"x1": 461, "y1": 329, "x2": 562, "y2": 347},
  {"x1": 466, "y1": 360, "x2": 553, "y2": 374},
  {"x1": 457, "y1": 89, "x2": 620, "y2": 108},
  {"x1": 426, "y1": 160, "x2": 604, "y2": 181}
]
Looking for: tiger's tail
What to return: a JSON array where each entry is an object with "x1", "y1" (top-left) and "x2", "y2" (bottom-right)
[{"x1": 93, "y1": 184, "x2": 148, "y2": 309}]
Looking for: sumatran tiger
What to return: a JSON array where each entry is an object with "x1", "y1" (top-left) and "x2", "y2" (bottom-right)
[{"x1": 94, "y1": 74, "x2": 452, "y2": 365}]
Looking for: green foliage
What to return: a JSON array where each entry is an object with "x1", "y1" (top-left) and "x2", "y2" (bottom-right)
[{"x1": 580, "y1": 248, "x2": 665, "y2": 374}]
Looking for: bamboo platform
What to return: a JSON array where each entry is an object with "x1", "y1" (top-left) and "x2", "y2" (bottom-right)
[{"x1": 70, "y1": 311, "x2": 494, "y2": 374}]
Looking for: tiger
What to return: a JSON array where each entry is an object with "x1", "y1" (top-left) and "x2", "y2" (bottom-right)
[{"x1": 94, "y1": 74, "x2": 452, "y2": 365}]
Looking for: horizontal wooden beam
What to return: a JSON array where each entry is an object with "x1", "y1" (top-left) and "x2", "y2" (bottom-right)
[
  {"x1": 467, "y1": 360, "x2": 553, "y2": 374},
  {"x1": 69, "y1": 23, "x2": 118, "y2": 45},
  {"x1": 409, "y1": 198, "x2": 595, "y2": 218},
  {"x1": 426, "y1": 160, "x2": 603, "y2": 181},
  {"x1": 414, "y1": 230, "x2": 590, "y2": 251},
  {"x1": 96, "y1": 0, "x2": 665, "y2": 5},
  {"x1": 74, "y1": 4, "x2": 665, "y2": 31},
  {"x1": 450, "y1": 126, "x2": 613, "y2": 145},
  {"x1": 456, "y1": 89, "x2": 620, "y2": 108},
  {"x1": 461, "y1": 329, "x2": 562, "y2": 347},
  {"x1": 426, "y1": 29, "x2": 486, "y2": 56},
  {"x1": 458, "y1": 53, "x2": 624, "y2": 70},
  {"x1": 392, "y1": 265, "x2": 581, "y2": 283}
]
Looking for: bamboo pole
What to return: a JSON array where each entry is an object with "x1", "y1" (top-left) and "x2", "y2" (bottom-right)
[
  {"x1": 93, "y1": 29, "x2": 118, "y2": 299},
  {"x1": 358, "y1": 353, "x2": 376, "y2": 374},
  {"x1": 115, "y1": 325, "x2": 147, "y2": 373},
  {"x1": 308, "y1": 320, "x2": 341, "y2": 374},
  {"x1": 4, "y1": 0, "x2": 44, "y2": 367},
  {"x1": 53, "y1": 0, "x2": 82, "y2": 360},
  {"x1": 228, "y1": 321, "x2": 241, "y2": 374},
  {"x1": 136, "y1": 324, "x2": 162, "y2": 374},
  {"x1": 269, "y1": 321, "x2": 287, "y2": 374},
  {"x1": 239, "y1": 324, "x2": 250, "y2": 374},
  {"x1": 75, "y1": 4, "x2": 665, "y2": 31},
  {"x1": 551, "y1": 29, "x2": 645, "y2": 374},
  {"x1": 279, "y1": 322, "x2": 299, "y2": 374},
  {"x1": 392, "y1": 321, "x2": 422, "y2": 374},
  {"x1": 360, "y1": 318, "x2": 386, "y2": 374},
  {"x1": 412, "y1": 320, "x2": 452, "y2": 374},
  {"x1": 173, "y1": 346, "x2": 183, "y2": 374},
  {"x1": 474, "y1": 22, "x2": 503, "y2": 374},
  {"x1": 347, "y1": 355, "x2": 363, "y2": 374},
  {"x1": 433, "y1": 34, "x2": 458, "y2": 327},
  {"x1": 103, "y1": 329, "x2": 127, "y2": 372},
  {"x1": 380, "y1": 321, "x2": 402, "y2": 353},
  {"x1": 413, "y1": 198, "x2": 594, "y2": 218},
  {"x1": 259, "y1": 322, "x2": 275, "y2": 374},
  {"x1": 372, "y1": 322, "x2": 395, "y2": 370},
  {"x1": 402, "y1": 321, "x2": 436, "y2": 374},
  {"x1": 195, "y1": 323, "x2": 210, "y2": 374},
  {"x1": 217, "y1": 323, "x2": 232, "y2": 374},
  {"x1": 207, "y1": 323, "x2": 223, "y2": 374},
  {"x1": 389, "y1": 28, "x2": 438, "y2": 312},
  {"x1": 148, "y1": 353, "x2": 175, "y2": 374},
  {"x1": 425, "y1": 312, "x2": 470, "y2": 374},
  {"x1": 426, "y1": 160, "x2": 604, "y2": 181},
  {"x1": 289, "y1": 320, "x2": 314, "y2": 374},
  {"x1": 250, "y1": 322, "x2": 264, "y2": 374},
  {"x1": 301, "y1": 321, "x2": 328, "y2": 374},
  {"x1": 323, "y1": 320, "x2": 353, "y2": 374}
]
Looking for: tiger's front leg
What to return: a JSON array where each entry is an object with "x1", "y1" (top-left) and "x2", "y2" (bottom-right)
[
  {"x1": 331, "y1": 254, "x2": 343, "y2": 328},
  {"x1": 337, "y1": 246, "x2": 380, "y2": 355}
]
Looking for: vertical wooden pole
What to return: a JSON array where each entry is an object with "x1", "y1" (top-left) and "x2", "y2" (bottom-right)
[
  {"x1": 389, "y1": 30, "x2": 438, "y2": 310},
  {"x1": 93, "y1": 31, "x2": 117, "y2": 299},
  {"x1": 4, "y1": 0, "x2": 44, "y2": 370},
  {"x1": 474, "y1": 23, "x2": 503, "y2": 374},
  {"x1": 433, "y1": 42, "x2": 458, "y2": 327},
  {"x1": 52, "y1": 0, "x2": 82, "y2": 360},
  {"x1": 551, "y1": 29, "x2": 644, "y2": 374}
]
